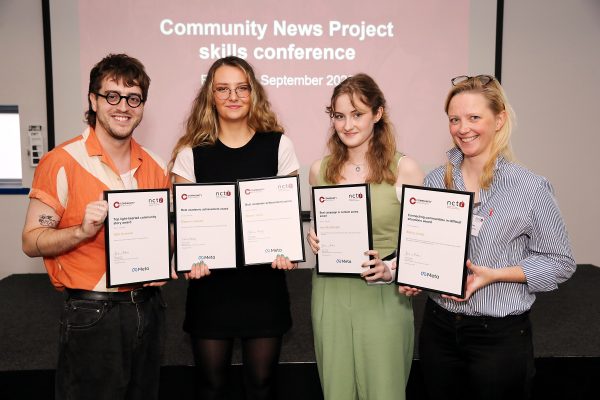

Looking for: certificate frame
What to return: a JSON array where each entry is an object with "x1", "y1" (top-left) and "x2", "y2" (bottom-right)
[
  {"x1": 237, "y1": 175, "x2": 305, "y2": 266},
  {"x1": 104, "y1": 189, "x2": 171, "y2": 288},
  {"x1": 395, "y1": 185, "x2": 473, "y2": 298},
  {"x1": 173, "y1": 182, "x2": 237, "y2": 272},
  {"x1": 312, "y1": 183, "x2": 373, "y2": 275}
]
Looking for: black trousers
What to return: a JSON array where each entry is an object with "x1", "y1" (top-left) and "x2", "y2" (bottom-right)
[
  {"x1": 55, "y1": 288, "x2": 166, "y2": 400},
  {"x1": 419, "y1": 298, "x2": 535, "y2": 400}
]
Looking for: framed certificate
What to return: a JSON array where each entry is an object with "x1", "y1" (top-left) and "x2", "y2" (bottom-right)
[
  {"x1": 173, "y1": 183, "x2": 237, "y2": 272},
  {"x1": 238, "y1": 175, "x2": 305, "y2": 265},
  {"x1": 395, "y1": 185, "x2": 473, "y2": 298},
  {"x1": 312, "y1": 184, "x2": 373, "y2": 275},
  {"x1": 104, "y1": 189, "x2": 171, "y2": 287}
]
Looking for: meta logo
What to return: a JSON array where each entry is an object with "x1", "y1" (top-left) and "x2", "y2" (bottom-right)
[
  {"x1": 336, "y1": 259, "x2": 352, "y2": 264},
  {"x1": 447, "y1": 200, "x2": 465, "y2": 209},
  {"x1": 215, "y1": 191, "x2": 232, "y2": 198},
  {"x1": 420, "y1": 271, "x2": 439, "y2": 279}
]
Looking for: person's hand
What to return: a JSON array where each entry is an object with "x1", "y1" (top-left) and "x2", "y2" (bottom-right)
[
  {"x1": 307, "y1": 228, "x2": 320, "y2": 254},
  {"x1": 394, "y1": 258, "x2": 423, "y2": 296},
  {"x1": 272, "y1": 254, "x2": 298, "y2": 270},
  {"x1": 398, "y1": 286, "x2": 422, "y2": 297},
  {"x1": 360, "y1": 250, "x2": 392, "y2": 282},
  {"x1": 184, "y1": 261, "x2": 211, "y2": 280},
  {"x1": 442, "y1": 260, "x2": 494, "y2": 302},
  {"x1": 79, "y1": 200, "x2": 108, "y2": 240}
]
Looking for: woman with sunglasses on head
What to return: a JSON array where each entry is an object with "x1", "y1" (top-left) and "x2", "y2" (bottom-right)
[
  {"x1": 170, "y1": 56, "x2": 299, "y2": 400},
  {"x1": 307, "y1": 74, "x2": 424, "y2": 400},
  {"x1": 399, "y1": 75, "x2": 576, "y2": 400}
]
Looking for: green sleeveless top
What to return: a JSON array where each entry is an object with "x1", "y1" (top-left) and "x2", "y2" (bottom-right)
[{"x1": 317, "y1": 153, "x2": 402, "y2": 258}]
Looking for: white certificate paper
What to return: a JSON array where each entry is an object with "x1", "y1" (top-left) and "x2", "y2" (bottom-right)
[
  {"x1": 238, "y1": 176, "x2": 305, "y2": 265},
  {"x1": 104, "y1": 189, "x2": 171, "y2": 287},
  {"x1": 312, "y1": 184, "x2": 372, "y2": 274},
  {"x1": 173, "y1": 183, "x2": 237, "y2": 272},
  {"x1": 395, "y1": 185, "x2": 473, "y2": 297}
]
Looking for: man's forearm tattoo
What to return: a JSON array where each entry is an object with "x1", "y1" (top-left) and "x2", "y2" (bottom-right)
[{"x1": 39, "y1": 214, "x2": 58, "y2": 227}]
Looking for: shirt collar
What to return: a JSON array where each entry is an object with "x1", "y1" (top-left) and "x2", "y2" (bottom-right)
[
  {"x1": 84, "y1": 127, "x2": 144, "y2": 173},
  {"x1": 446, "y1": 146, "x2": 506, "y2": 172}
]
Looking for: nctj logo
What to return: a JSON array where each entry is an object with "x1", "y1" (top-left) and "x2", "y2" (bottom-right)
[
  {"x1": 215, "y1": 191, "x2": 232, "y2": 198},
  {"x1": 148, "y1": 197, "x2": 164, "y2": 206},
  {"x1": 447, "y1": 200, "x2": 465, "y2": 209},
  {"x1": 348, "y1": 193, "x2": 363, "y2": 201}
]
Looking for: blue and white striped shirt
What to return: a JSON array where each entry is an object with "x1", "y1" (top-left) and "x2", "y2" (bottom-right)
[{"x1": 425, "y1": 147, "x2": 576, "y2": 317}]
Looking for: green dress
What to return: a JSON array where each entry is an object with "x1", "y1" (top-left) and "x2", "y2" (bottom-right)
[{"x1": 311, "y1": 154, "x2": 414, "y2": 400}]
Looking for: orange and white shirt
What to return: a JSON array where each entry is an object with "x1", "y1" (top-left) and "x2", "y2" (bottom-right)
[{"x1": 29, "y1": 127, "x2": 170, "y2": 291}]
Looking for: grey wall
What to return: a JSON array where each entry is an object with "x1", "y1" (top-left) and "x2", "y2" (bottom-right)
[
  {"x1": 0, "y1": 0, "x2": 48, "y2": 279},
  {"x1": 502, "y1": 0, "x2": 600, "y2": 266},
  {"x1": 0, "y1": 0, "x2": 598, "y2": 281}
]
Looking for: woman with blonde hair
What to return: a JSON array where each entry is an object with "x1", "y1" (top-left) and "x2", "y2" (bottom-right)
[
  {"x1": 170, "y1": 56, "x2": 299, "y2": 400},
  {"x1": 400, "y1": 75, "x2": 576, "y2": 399},
  {"x1": 307, "y1": 73, "x2": 424, "y2": 400}
]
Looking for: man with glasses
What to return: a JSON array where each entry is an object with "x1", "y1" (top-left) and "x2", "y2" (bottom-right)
[{"x1": 22, "y1": 53, "x2": 170, "y2": 400}]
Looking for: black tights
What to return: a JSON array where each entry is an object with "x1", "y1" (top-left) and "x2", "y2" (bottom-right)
[{"x1": 191, "y1": 336, "x2": 282, "y2": 400}]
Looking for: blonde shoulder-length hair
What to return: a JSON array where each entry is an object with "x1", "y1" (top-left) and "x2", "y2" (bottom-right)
[
  {"x1": 444, "y1": 76, "x2": 515, "y2": 190},
  {"x1": 324, "y1": 73, "x2": 397, "y2": 185},
  {"x1": 169, "y1": 56, "x2": 283, "y2": 171}
]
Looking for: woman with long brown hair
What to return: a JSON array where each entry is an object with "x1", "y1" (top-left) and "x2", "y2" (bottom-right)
[{"x1": 307, "y1": 73, "x2": 424, "y2": 400}]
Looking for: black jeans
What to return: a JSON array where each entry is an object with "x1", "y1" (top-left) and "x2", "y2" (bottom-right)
[
  {"x1": 55, "y1": 288, "x2": 166, "y2": 400},
  {"x1": 419, "y1": 298, "x2": 535, "y2": 400}
]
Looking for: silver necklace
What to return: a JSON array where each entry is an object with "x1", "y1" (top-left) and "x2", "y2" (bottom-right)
[{"x1": 349, "y1": 162, "x2": 365, "y2": 173}]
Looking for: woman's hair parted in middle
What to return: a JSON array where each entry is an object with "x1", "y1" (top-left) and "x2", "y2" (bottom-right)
[
  {"x1": 169, "y1": 56, "x2": 283, "y2": 171},
  {"x1": 324, "y1": 73, "x2": 397, "y2": 185}
]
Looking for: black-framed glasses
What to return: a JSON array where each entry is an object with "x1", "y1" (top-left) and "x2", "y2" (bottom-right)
[
  {"x1": 451, "y1": 75, "x2": 496, "y2": 86},
  {"x1": 94, "y1": 91, "x2": 144, "y2": 108},
  {"x1": 213, "y1": 85, "x2": 251, "y2": 100}
]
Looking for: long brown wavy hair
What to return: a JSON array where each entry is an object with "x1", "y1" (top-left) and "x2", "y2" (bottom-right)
[
  {"x1": 324, "y1": 73, "x2": 397, "y2": 185},
  {"x1": 169, "y1": 56, "x2": 283, "y2": 170},
  {"x1": 443, "y1": 76, "x2": 514, "y2": 190}
]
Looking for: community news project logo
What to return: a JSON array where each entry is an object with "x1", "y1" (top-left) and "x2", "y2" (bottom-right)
[
  {"x1": 244, "y1": 187, "x2": 265, "y2": 195},
  {"x1": 318, "y1": 195, "x2": 337, "y2": 203},
  {"x1": 408, "y1": 197, "x2": 431, "y2": 205},
  {"x1": 112, "y1": 201, "x2": 135, "y2": 208}
]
